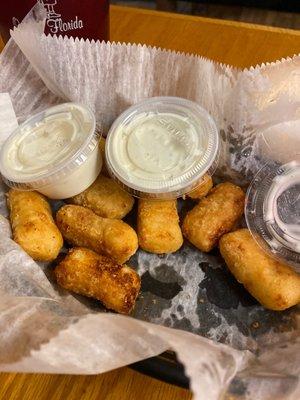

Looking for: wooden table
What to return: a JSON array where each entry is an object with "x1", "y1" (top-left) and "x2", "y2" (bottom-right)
[{"x1": 0, "y1": 5, "x2": 299, "y2": 400}]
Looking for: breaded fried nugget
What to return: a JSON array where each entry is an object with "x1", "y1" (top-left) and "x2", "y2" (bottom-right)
[
  {"x1": 182, "y1": 182, "x2": 245, "y2": 252},
  {"x1": 138, "y1": 199, "x2": 183, "y2": 254},
  {"x1": 70, "y1": 174, "x2": 134, "y2": 219},
  {"x1": 55, "y1": 247, "x2": 141, "y2": 314},
  {"x1": 7, "y1": 190, "x2": 63, "y2": 261},
  {"x1": 188, "y1": 174, "x2": 213, "y2": 200},
  {"x1": 99, "y1": 136, "x2": 109, "y2": 176},
  {"x1": 56, "y1": 205, "x2": 138, "y2": 263},
  {"x1": 220, "y1": 229, "x2": 300, "y2": 310}
]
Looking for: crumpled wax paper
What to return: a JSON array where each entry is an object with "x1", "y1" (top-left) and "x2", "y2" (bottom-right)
[{"x1": 0, "y1": 5, "x2": 299, "y2": 400}]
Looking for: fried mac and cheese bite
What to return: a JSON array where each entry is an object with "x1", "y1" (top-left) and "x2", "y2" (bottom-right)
[
  {"x1": 99, "y1": 136, "x2": 109, "y2": 176},
  {"x1": 7, "y1": 190, "x2": 63, "y2": 261},
  {"x1": 187, "y1": 174, "x2": 213, "y2": 200},
  {"x1": 137, "y1": 199, "x2": 183, "y2": 254},
  {"x1": 70, "y1": 174, "x2": 134, "y2": 219},
  {"x1": 219, "y1": 229, "x2": 300, "y2": 311},
  {"x1": 55, "y1": 247, "x2": 140, "y2": 314},
  {"x1": 56, "y1": 205, "x2": 138, "y2": 264},
  {"x1": 182, "y1": 182, "x2": 245, "y2": 252}
]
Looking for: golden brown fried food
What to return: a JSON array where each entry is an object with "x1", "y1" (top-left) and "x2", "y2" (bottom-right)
[
  {"x1": 7, "y1": 190, "x2": 63, "y2": 261},
  {"x1": 137, "y1": 199, "x2": 183, "y2": 254},
  {"x1": 99, "y1": 136, "x2": 109, "y2": 176},
  {"x1": 187, "y1": 174, "x2": 213, "y2": 200},
  {"x1": 182, "y1": 182, "x2": 245, "y2": 252},
  {"x1": 56, "y1": 205, "x2": 138, "y2": 264},
  {"x1": 55, "y1": 247, "x2": 141, "y2": 314},
  {"x1": 219, "y1": 229, "x2": 300, "y2": 310},
  {"x1": 70, "y1": 174, "x2": 134, "y2": 219}
]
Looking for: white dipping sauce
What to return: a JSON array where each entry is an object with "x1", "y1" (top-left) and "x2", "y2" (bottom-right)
[
  {"x1": 0, "y1": 103, "x2": 101, "y2": 199},
  {"x1": 115, "y1": 112, "x2": 201, "y2": 182},
  {"x1": 106, "y1": 97, "x2": 219, "y2": 198}
]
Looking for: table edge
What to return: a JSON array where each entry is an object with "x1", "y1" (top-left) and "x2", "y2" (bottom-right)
[{"x1": 111, "y1": 5, "x2": 300, "y2": 37}]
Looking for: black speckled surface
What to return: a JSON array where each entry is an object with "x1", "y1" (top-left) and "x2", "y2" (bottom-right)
[
  {"x1": 120, "y1": 197, "x2": 298, "y2": 355},
  {"x1": 130, "y1": 241, "x2": 298, "y2": 353}
]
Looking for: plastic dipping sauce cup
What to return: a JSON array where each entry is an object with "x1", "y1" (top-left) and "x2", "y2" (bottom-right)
[
  {"x1": 0, "y1": 103, "x2": 102, "y2": 199},
  {"x1": 105, "y1": 97, "x2": 220, "y2": 199}
]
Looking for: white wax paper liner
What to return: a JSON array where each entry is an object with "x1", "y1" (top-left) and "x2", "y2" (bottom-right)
[
  {"x1": 7, "y1": 7, "x2": 300, "y2": 184},
  {"x1": 0, "y1": 4, "x2": 299, "y2": 399}
]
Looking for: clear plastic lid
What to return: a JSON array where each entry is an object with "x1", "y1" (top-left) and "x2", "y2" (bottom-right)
[
  {"x1": 0, "y1": 102, "x2": 98, "y2": 191},
  {"x1": 105, "y1": 97, "x2": 219, "y2": 199},
  {"x1": 245, "y1": 121, "x2": 300, "y2": 270}
]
